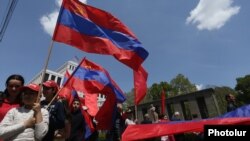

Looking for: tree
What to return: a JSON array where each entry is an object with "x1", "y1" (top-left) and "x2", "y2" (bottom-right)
[
  {"x1": 170, "y1": 74, "x2": 197, "y2": 95},
  {"x1": 125, "y1": 87, "x2": 151, "y2": 106},
  {"x1": 148, "y1": 82, "x2": 172, "y2": 100},
  {"x1": 235, "y1": 74, "x2": 250, "y2": 105},
  {"x1": 124, "y1": 90, "x2": 134, "y2": 106}
]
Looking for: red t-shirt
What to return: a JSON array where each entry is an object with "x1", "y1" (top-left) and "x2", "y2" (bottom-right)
[{"x1": 0, "y1": 99, "x2": 19, "y2": 122}]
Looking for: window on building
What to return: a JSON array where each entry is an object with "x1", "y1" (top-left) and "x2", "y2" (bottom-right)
[
  {"x1": 167, "y1": 103, "x2": 174, "y2": 119},
  {"x1": 51, "y1": 75, "x2": 56, "y2": 81},
  {"x1": 196, "y1": 97, "x2": 209, "y2": 119},
  {"x1": 57, "y1": 77, "x2": 62, "y2": 86},
  {"x1": 180, "y1": 100, "x2": 192, "y2": 120},
  {"x1": 44, "y1": 73, "x2": 49, "y2": 82},
  {"x1": 69, "y1": 65, "x2": 74, "y2": 70}
]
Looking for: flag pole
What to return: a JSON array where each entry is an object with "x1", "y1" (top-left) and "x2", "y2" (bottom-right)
[
  {"x1": 134, "y1": 104, "x2": 138, "y2": 123},
  {"x1": 46, "y1": 87, "x2": 62, "y2": 108},
  {"x1": 36, "y1": 41, "x2": 55, "y2": 102},
  {"x1": 134, "y1": 91, "x2": 138, "y2": 122}
]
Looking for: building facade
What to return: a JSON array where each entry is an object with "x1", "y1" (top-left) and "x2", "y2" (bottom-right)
[{"x1": 131, "y1": 88, "x2": 222, "y2": 122}]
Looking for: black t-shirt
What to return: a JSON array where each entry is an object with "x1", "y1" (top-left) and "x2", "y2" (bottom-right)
[{"x1": 41, "y1": 100, "x2": 66, "y2": 141}]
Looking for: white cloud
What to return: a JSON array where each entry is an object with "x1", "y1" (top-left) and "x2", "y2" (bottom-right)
[
  {"x1": 186, "y1": 0, "x2": 240, "y2": 31},
  {"x1": 56, "y1": 0, "x2": 63, "y2": 7},
  {"x1": 40, "y1": 0, "x2": 87, "y2": 36},
  {"x1": 196, "y1": 84, "x2": 204, "y2": 90},
  {"x1": 79, "y1": 0, "x2": 87, "y2": 4},
  {"x1": 40, "y1": 10, "x2": 59, "y2": 36}
]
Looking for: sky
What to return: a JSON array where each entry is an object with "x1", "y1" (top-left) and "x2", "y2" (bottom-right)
[{"x1": 0, "y1": 0, "x2": 249, "y2": 93}]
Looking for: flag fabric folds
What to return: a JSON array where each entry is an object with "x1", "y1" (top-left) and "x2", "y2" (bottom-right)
[
  {"x1": 59, "y1": 57, "x2": 126, "y2": 103},
  {"x1": 133, "y1": 66, "x2": 148, "y2": 105},
  {"x1": 57, "y1": 57, "x2": 126, "y2": 136},
  {"x1": 122, "y1": 104, "x2": 250, "y2": 141},
  {"x1": 85, "y1": 93, "x2": 98, "y2": 117},
  {"x1": 53, "y1": 0, "x2": 148, "y2": 70},
  {"x1": 53, "y1": 0, "x2": 148, "y2": 105},
  {"x1": 95, "y1": 92, "x2": 117, "y2": 130}
]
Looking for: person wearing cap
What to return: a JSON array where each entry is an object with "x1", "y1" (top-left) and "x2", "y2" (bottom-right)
[
  {"x1": 171, "y1": 111, "x2": 181, "y2": 121},
  {"x1": 0, "y1": 83, "x2": 49, "y2": 140},
  {"x1": 171, "y1": 111, "x2": 184, "y2": 141},
  {"x1": 41, "y1": 80, "x2": 66, "y2": 141}
]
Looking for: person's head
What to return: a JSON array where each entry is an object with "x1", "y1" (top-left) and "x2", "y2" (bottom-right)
[
  {"x1": 72, "y1": 98, "x2": 81, "y2": 112},
  {"x1": 126, "y1": 108, "x2": 133, "y2": 119},
  {"x1": 42, "y1": 80, "x2": 59, "y2": 100},
  {"x1": 21, "y1": 83, "x2": 40, "y2": 107},
  {"x1": 144, "y1": 113, "x2": 150, "y2": 120},
  {"x1": 174, "y1": 111, "x2": 180, "y2": 117},
  {"x1": 4, "y1": 74, "x2": 25, "y2": 101},
  {"x1": 225, "y1": 94, "x2": 235, "y2": 102},
  {"x1": 117, "y1": 103, "x2": 123, "y2": 111},
  {"x1": 149, "y1": 104, "x2": 156, "y2": 112},
  {"x1": 164, "y1": 115, "x2": 168, "y2": 120}
]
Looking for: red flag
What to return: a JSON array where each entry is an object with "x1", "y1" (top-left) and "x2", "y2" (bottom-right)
[
  {"x1": 85, "y1": 93, "x2": 98, "y2": 117},
  {"x1": 134, "y1": 66, "x2": 148, "y2": 105},
  {"x1": 161, "y1": 89, "x2": 166, "y2": 115},
  {"x1": 58, "y1": 71, "x2": 73, "y2": 101},
  {"x1": 95, "y1": 93, "x2": 116, "y2": 130},
  {"x1": 53, "y1": 0, "x2": 148, "y2": 105},
  {"x1": 53, "y1": 0, "x2": 148, "y2": 70},
  {"x1": 122, "y1": 117, "x2": 250, "y2": 141},
  {"x1": 57, "y1": 57, "x2": 125, "y2": 131},
  {"x1": 59, "y1": 58, "x2": 126, "y2": 103}
]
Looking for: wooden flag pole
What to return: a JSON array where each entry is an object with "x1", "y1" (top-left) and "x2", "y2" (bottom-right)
[
  {"x1": 46, "y1": 87, "x2": 62, "y2": 108},
  {"x1": 36, "y1": 41, "x2": 55, "y2": 102}
]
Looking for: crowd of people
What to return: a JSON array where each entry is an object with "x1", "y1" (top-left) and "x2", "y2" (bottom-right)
[
  {"x1": 0, "y1": 74, "x2": 240, "y2": 141},
  {"x1": 0, "y1": 74, "x2": 140, "y2": 141}
]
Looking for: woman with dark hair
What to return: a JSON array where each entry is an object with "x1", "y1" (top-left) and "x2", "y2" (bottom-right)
[{"x1": 0, "y1": 74, "x2": 25, "y2": 122}]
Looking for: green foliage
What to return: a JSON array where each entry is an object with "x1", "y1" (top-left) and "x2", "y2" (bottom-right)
[
  {"x1": 235, "y1": 74, "x2": 250, "y2": 105},
  {"x1": 148, "y1": 81, "x2": 172, "y2": 101},
  {"x1": 170, "y1": 74, "x2": 197, "y2": 95},
  {"x1": 125, "y1": 74, "x2": 199, "y2": 105},
  {"x1": 124, "y1": 89, "x2": 135, "y2": 107}
]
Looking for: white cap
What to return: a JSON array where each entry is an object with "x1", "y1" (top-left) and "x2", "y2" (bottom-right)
[{"x1": 174, "y1": 111, "x2": 180, "y2": 115}]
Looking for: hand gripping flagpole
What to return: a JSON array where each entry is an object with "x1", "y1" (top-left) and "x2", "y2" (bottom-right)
[{"x1": 36, "y1": 41, "x2": 54, "y2": 102}]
